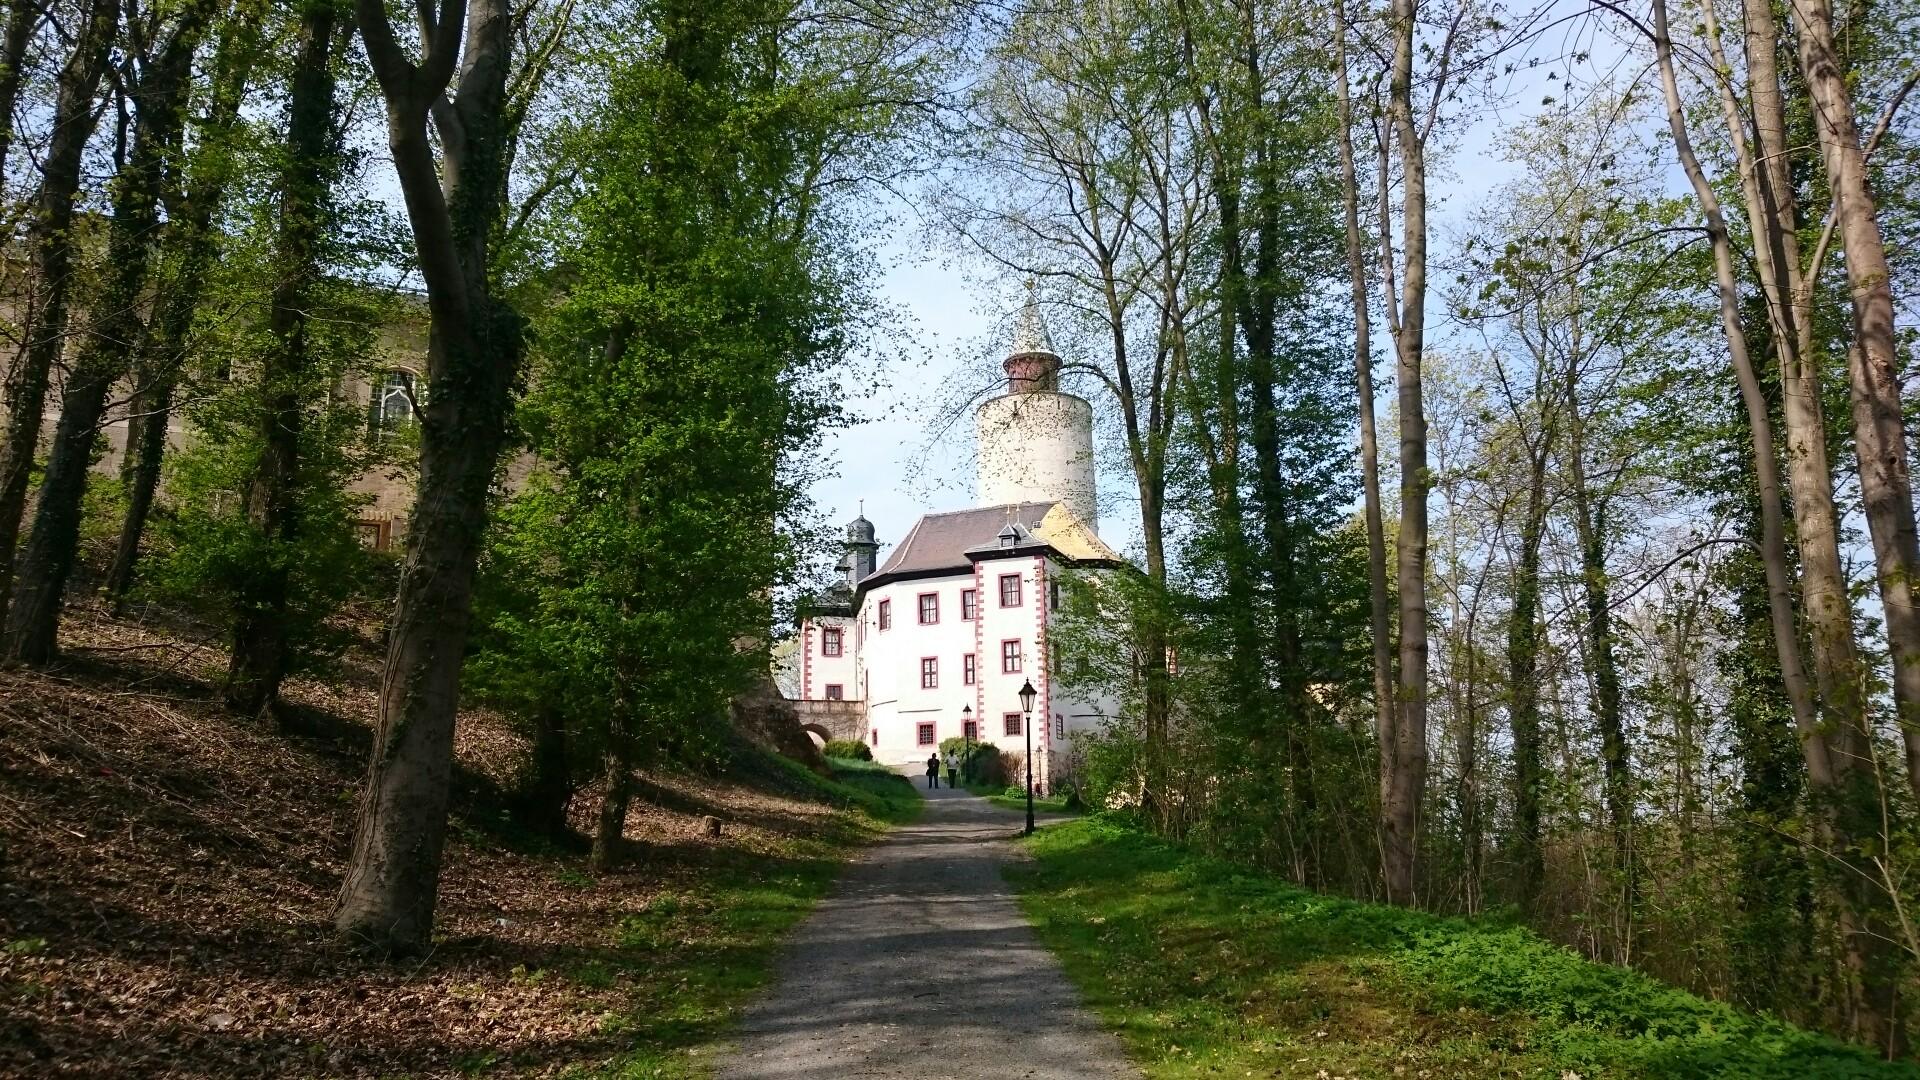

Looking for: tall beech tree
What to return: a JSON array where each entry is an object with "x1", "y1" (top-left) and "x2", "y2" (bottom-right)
[
  {"x1": 223, "y1": 0, "x2": 347, "y2": 715},
  {"x1": 0, "y1": 0, "x2": 118, "y2": 614},
  {"x1": 105, "y1": 9, "x2": 265, "y2": 607},
  {"x1": 2, "y1": 0, "x2": 215, "y2": 663},
  {"x1": 1788, "y1": 0, "x2": 1920, "y2": 801},
  {"x1": 333, "y1": 0, "x2": 531, "y2": 949}
]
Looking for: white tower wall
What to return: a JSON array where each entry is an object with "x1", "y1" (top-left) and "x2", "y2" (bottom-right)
[{"x1": 976, "y1": 391, "x2": 1096, "y2": 528}]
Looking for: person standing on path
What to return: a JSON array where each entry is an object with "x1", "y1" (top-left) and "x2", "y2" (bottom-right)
[
  {"x1": 926, "y1": 753, "x2": 940, "y2": 788},
  {"x1": 945, "y1": 751, "x2": 959, "y2": 789}
]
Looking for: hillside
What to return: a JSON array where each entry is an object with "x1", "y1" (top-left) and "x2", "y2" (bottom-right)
[
  {"x1": 0, "y1": 602, "x2": 908, "y2": 1078},
  {"x1": 1014, "y1": 818, "x2": 1920, "y2": 1080}
]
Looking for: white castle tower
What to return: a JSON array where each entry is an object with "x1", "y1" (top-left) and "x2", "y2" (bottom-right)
[{"x1": 975, "y1": 290, "x2": 1097, "y2": 530}]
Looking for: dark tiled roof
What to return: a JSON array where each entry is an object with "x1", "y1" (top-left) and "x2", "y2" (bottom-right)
[{"x1": 873, "y1": 502, "x2": 1056, "y2": 578}]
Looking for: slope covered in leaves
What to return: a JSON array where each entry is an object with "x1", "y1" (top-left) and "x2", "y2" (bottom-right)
[{"x1": 0, "y1": 604, "x2": 908, "y2": 1077}]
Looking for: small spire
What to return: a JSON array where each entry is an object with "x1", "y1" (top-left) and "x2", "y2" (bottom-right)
[
  {"x1": 1005, "y1": 281, "x2": 1061, "y2": 393},
  {"x1": 1011, "y1": 279, "x2": 1055, "y2": 359}
]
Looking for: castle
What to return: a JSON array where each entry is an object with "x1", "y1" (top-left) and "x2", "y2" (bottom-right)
[{"x1": 792, "y1": 296, "x2": 1124, "y2": 790}]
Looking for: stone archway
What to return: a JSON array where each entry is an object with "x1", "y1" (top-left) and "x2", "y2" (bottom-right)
[{"x1": 801, "y1": 722, "x2": 833, "y2": 747}]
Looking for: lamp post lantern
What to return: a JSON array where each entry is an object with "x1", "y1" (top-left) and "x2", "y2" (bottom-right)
[
  {"x1": 1018, "y1": 679, "x2": 1038, "y2": 835},
  {"x1": 961, "y1": 704, "x2": 973, "y2": 783}
]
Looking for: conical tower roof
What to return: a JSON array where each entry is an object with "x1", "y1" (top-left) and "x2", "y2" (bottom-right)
[{"x1": 1004, "y1": 282, "x2": 1060, "y2": 392}]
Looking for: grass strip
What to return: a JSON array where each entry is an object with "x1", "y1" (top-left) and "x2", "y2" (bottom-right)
[
  {"x1": 566, "y1": 758, "x2": 918, "y2": 1078},
  {"x1": 1011, "y1": 816, "x2": 1917, "y2": 1080}
]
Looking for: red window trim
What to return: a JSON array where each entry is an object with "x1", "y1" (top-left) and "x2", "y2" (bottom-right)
[
  {"x1": 963, "y1": 719, "x2": 979, "y2": 740},
  {"x1": 878, "y1": 598, "x2": 891, "y2": 631},
  {"x1": 963, "y1": 653, "x2": 977, "y2": 685},
  {"x1": 999, "y1": 573, "x2": 1022, "y2": 607},
  {"x1": 920, "y1": 656, "x2": 939, "y2": 689},
  {"x1": 918, "y1": 591, "x2": 939, "y2": 625},
  {"x1": 1003, "y1": 712, "x2": 1023, "y2": 736},
  {"x1": 824, "y1": 684, "x2": 843, "y2": 700},
  {"x1": 961, "y1": 588, "x2": 978, "y2": 620},
  {"x1": 821, "y1": 627, "x2": 842, "y2": 657},
  {"x1": 917, "y1": 722, "x2": 936, "y2": 746},
  {"x1": 1001, "y1": 638, "x2": 1022, "y2": 673}
]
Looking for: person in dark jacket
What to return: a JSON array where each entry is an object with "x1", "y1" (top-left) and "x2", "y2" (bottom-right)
[{"x1": 926, "y1": 753, "x2": 941, "y2": 788}]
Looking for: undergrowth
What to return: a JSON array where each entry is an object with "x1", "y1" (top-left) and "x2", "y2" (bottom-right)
[{"x1": 1012, "y1": 816, "x2": 1918, "y2": 1080}]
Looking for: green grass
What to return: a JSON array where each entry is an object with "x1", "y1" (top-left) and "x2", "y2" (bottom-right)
[
  {"x1": 563, "y1": 754, "x2": 919, "y2": 1078},
  {"x1": 1012, "y1": 815, "x2": 1919, "y2": 1080}
]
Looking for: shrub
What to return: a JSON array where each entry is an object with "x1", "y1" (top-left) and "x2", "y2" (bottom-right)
[
  {"x1": 822, "y1": 738, "x2": 872, "y2": 761},
  {"x1": 966, "y1": 744, "x2": 1009, "y2": 787}
]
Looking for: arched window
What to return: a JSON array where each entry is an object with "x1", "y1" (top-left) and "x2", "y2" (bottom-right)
[{"x1": 369, "y1": 369, "x2": 418, "y2": 436}]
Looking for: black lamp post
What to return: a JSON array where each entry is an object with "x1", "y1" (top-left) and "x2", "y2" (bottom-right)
[
  {"x1": 1018, "y1": 678, "x2": 1038, "y2": 835},
  {"x1": 961, "y1": 704, "x2": 973, "y2": 783}
]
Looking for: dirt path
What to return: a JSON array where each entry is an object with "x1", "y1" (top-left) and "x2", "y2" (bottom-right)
[{"x1": 712, "y1": 783, "x2": 1139, "y2": 1079}]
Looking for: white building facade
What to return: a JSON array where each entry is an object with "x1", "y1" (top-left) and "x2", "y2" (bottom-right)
[{"x1": 793, "y1": 298, "x2": 1123, "y2": 790}]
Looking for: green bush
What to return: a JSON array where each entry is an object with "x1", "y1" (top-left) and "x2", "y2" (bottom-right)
[
  {"x1": 822, "y1": 738, "x2": 871, "y2": 761},
  {"x1": 966, "y1": 744, "x2": 1009, "y2": 787}
]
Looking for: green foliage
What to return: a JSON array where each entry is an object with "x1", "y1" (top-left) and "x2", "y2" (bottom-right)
[
  {"x1": 467, "y1": 0, "x2": 876, "y2": 787},
  {"x1": 139, "y1": 275, "x2": 395, "y2": 675},
  {"x1": 1014, "y1": 818, "x2": 1913, "y2": 1080},
  {"x1": 822, "y1": 739, "x2": 871, "y2": 761}
]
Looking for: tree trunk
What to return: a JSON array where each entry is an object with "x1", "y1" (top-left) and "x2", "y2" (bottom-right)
[
  {"x1": 1563, "y1": 383, "x2": 1631, "y2": 937},
  {"x1": 1381, "y1": 0, "x2": 1430, "y2": 906},
  {"x1": 1791, "y1": 0, "x2": 1920, "y2": 809},
  {"x1": 514, "y1": 703, "x2": 574, "y2": 840},
  {"x1": 1508, "y1": 448, "x2": 1549, "y2": 910},
  {"x1": 591, "y1": 719, "x2": 633, "y2": 871},
  {"x1": 1333, "y1": 0, "x2": 1394, "y2": 782},
  {"x1": 1647, "y1": 0, "x2": 1900, "y2": 1049},
  {"x1": 1720, "y1": 442, "x2": 1813, "y2": 1020},
  {"x1": 0, "y1": 0, "x2": 118, "y2": 615},
  {"x1": 334, "y1": 0, "x2": 523, "y2": 951},
  {"x1": 104, "y1": 11, "x2": 261, "y2": 609},
  {"x1": 2, "y1": 4, "x2": 207, "y2": 664},
  {"x1": 0, "y1": 0, "x2": 41, "y2": 187},
  {"x1": 224, "y1": 3, "x2": 338, "y2": 716}
]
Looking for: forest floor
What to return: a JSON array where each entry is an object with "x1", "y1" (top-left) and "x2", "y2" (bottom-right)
[
  {"x1": 1012, "y1": 817, "x2": 1920, "y2": 1080},
  {"x1": 0, "y1": 600, "x2": 916, "y2": 1078}
]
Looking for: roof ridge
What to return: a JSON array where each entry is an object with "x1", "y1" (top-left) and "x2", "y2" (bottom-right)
[{"x1": 911, "y1": 500, "x2": 1053, "y2": 521}]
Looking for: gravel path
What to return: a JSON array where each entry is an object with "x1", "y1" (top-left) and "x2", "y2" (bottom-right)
[{"x1": 712, "y1": 782, "x2": 1139, "y2": 1079}]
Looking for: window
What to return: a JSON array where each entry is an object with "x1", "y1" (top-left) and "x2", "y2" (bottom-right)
[
  {"x1": 878, "y1": 599, "x2": 891, "y2": 630},
  {"x1": 369, "y1": 370, "x2": 418, "y2": 436},
  {"x1": 917, "y1": 722, "x2": 936, "y2": 746},
  {"x1": 825, "y1": 684, "x2": 843, "y2": 700},
  {"x1": 1055, "y1": 713, "x2": 1065, "y2": 738},
  {"x1": 1001, "y1": 639, "x2": 1022, "y2": 673},
  {"x1": 1004, "y1": 712, "x2": 1023, "y2": 736},
  {"x1": 961, "y1": 588, "x2": 978, "y2": 620},
  {"x1": 920, "y1": 657, "x2": 939, "y2": 689},
  {"x1": 870, "y1": 728, "x2": 878, "y2": 745},
  {"x1": 999, "y1": 573, "x2": 1022, "y2": 607},
  {"x1": 964, "y1": 719, "x2": 978, "y2": 740},
  {"x1": 821, "y1": 627, "x2": 842, "y2": 657},
  {"x1": 963, "y1": 653, "x2": 977, "y2": 686},
  {"x1": 918, "y1": 592, "x2": 939, "y2": 624},
  {"x1": 1050, "y1": 580, "x2": 1061, "y2": 611}
]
